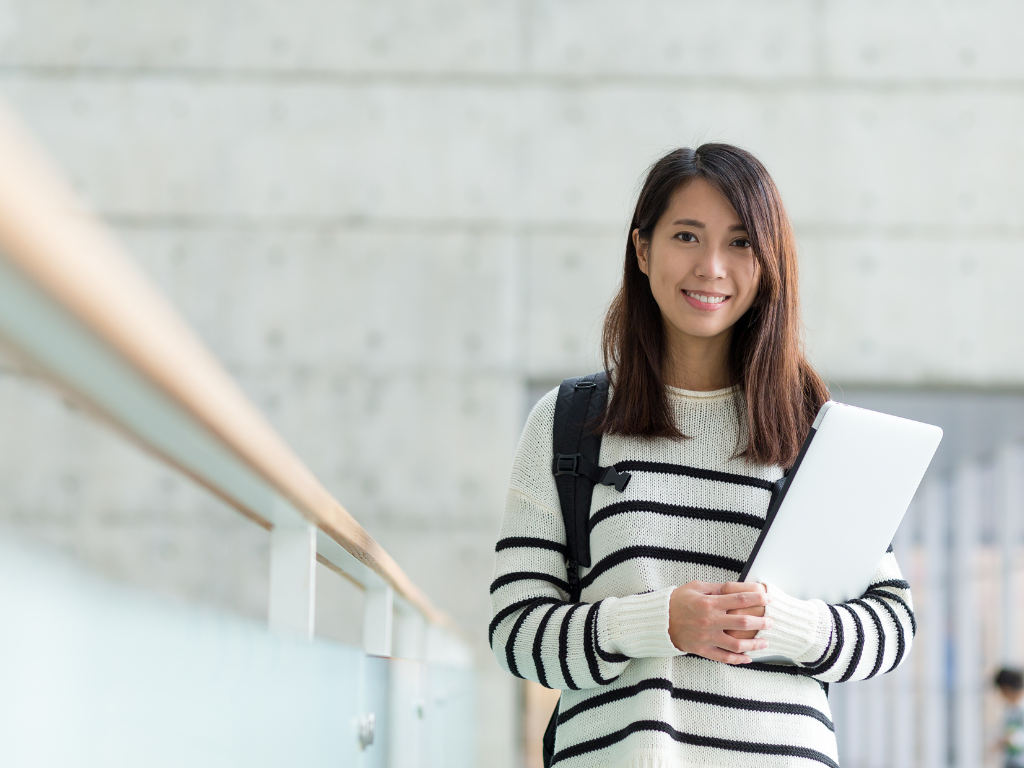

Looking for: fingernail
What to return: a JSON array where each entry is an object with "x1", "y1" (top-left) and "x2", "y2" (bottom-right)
[
  {"x1": 759, "y1": 641, "x2": 769, "y2": 649},
  {"x1": 766, "y1": 619, "x2": 774, "y2": 629}
]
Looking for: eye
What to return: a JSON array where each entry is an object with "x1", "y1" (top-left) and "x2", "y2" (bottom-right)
[
  {"x1": 731, "y1": 237, "x2": 751, "y2": 248},
  {"x1": 674, "y1": 232, "x2": 698, "y2": 243}
]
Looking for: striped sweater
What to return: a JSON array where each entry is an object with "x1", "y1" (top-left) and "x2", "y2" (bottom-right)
[{"x1": 490, "y1": 385, "x2": 915, "y2": 768}]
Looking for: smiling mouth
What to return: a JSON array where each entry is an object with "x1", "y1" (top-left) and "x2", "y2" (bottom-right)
[{"x1": 682, "y1": 289, "x2": 731, "y2": 310}]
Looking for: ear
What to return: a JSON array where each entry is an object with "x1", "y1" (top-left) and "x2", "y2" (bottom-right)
[{"x1": 633, "y1": 229, "x2": 649, "y2": 275}]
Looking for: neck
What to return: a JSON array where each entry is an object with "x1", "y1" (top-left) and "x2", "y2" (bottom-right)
[{"x1": 662, "y1": 325, "x2": 732, "y2": 392}]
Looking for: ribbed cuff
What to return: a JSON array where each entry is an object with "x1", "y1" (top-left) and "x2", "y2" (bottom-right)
[
  {"x1": 746, "y1": 583, "x2": 830, "y2": 663},
  {"x1": 599, "y1": 587, "x2": 684, "y2": 659}
]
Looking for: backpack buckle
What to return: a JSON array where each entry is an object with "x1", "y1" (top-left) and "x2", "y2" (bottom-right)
[
  {"x1": 574, "y1": 380, "x2": 597, "y2": 390},
  {"x1": 600, "y1": 466, "x2": 631, "y2": 493},
  {"x1": 554, "y1": 453, "x2": 581, "y2": 476}
]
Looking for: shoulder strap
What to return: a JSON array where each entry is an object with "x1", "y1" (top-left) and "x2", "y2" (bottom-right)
[{"x1": 551, "y1": 371, "x2": 631, "y2": 599}]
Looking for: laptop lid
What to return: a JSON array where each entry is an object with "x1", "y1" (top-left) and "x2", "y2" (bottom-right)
[{"x1": 739, "y1": 401, "x2": 942, "y2": 604}]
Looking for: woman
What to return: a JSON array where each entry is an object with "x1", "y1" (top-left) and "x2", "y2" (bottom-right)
[{"x1": 489, "y1": 144, "x2": 914, "y2": 767}]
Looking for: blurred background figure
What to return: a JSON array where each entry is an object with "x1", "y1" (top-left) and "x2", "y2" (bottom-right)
[
  {"x1": 994, "y1": 668, "x2": 1024, "y2": 768},
  {"x1": 2, "y1": 2, "x2": 1024, "y2": 767}
]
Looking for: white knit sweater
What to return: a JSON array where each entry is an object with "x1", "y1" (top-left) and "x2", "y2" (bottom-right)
[{"x1": 490, "y1": 385, "x2": 915, "y2": 768}]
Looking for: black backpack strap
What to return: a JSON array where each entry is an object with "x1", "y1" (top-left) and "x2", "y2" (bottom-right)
[
  {"x1": 542, "y1": 699, "x2": 558, "y2": 768},
  {"x1": 551, "y1": 371, "x2": 631, "y2": 600},
  {"x1": 543, "y1": 371, "x2": 628, "y2": 768}
]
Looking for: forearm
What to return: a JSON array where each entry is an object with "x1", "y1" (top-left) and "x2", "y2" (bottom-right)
[
  {"x1": 747, "y1": 551, "x2": 916, "y2": 682},
  {"x1": 491, "y1": 586, "x2": 682, "y2": 690},
  {"x1": 491, "y1": 486, "x2": 683, "y2": 690}
]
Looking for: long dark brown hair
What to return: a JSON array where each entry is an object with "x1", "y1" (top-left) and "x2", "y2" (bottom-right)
[{"x1": 601, "y1": 144, "x2": 828, "y2": 468}]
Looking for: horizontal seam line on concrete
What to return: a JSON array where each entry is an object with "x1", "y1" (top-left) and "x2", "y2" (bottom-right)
[
  {"x1": 104, "y1": 214, "x2": 628, "y2": 236},
  {"x1": 1, "y1": 66, "x2": 1024, "y2": 92},
  {"x1": 99, "y1": 215, "x2": 1024, "y2": 240},
  {"x1": 828, "y1": 381, "x2": 1024, "y2": 396}
]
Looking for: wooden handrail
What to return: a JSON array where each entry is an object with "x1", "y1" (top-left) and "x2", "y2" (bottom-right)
[{"x1": 0, "y1": 98, "x2": 449, "y2": 628}]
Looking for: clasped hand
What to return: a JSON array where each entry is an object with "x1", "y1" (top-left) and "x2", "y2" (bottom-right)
[{"x1": 667, "y1": 581, "x2": 772, "y2": 665}]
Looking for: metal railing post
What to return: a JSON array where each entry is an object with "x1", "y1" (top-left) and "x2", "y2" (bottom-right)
[
  {"x1": 363, "y1": 585, "x2": 395, "y2": 657},
  {"x1": 394, "y1": 604, "x2": 427, "y2": 662},
  {"x1": 268, "y1": 522, "x2": 317, "y2": 639}
]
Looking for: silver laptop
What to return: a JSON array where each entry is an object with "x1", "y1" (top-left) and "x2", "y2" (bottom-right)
[{"x1": 740, "y1": 401, "x2": 942, "y2": 607}]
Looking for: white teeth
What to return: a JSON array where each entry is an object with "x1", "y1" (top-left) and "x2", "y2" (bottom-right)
[{"x1": 685, "y1": 291, "x2": 727, "y2": 304}]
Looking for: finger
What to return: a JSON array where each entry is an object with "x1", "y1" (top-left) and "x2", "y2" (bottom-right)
[
  {"x1": 685, "y1": 581, "x2": 723, "y2": 595},
  {"x1": 698, "y1": 646, "x2": 753, "y2": 665},
  {"x1": 716, "y1": 591, "x2": 770, "y2": 610},
  {"x1": 721, "y1": 614, "x2": 773, "y2": 632},
  {"x1": 720, "y1": 581, "x2": 767, "y2": 594},
  {"x1": 716, "y1": 634, "x2": 770, "y2": 654},
  {"x1": 725, "y1": 605, "x2": 765, "y2": 617},
  {"x1": 724, "y1": 629, "x2": 759, "y2": 640}
]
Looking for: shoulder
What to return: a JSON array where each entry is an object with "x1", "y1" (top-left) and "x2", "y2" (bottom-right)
[
  {"x1": 527, "y1": 385, "x2": 560, "y2": 436},
  {"x1": 515, "y1": 386, "x2": 558, "y2": 461},
  {"x1": 507, "y1": 386, "x2": 559, "y2": 496}
]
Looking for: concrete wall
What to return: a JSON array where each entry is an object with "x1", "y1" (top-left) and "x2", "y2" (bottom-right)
[{"x1": 2, "y1": 2, "x2": 1024, "y2": 766}]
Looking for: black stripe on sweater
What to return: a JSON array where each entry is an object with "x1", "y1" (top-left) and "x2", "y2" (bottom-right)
[
  {"x1": 551, "y1": 719, "x2": 839, "y2": 768},
  {"x1": 589, "y1": 599, "x2": 629, "y2": 664},
  {"x1": 743, "y1": 661, "x2": 819, "y2": 679},
  {"x1": 580, "y1": 546, "x2": 743, "y2": 589},
  {"x1": 806, "y1": 605, "x2": 846, "y2": 677},
  {"x1": 533, "y1": 603, "x2": 561, "y2": 689},
  {"x1": 806, "y1": 625, "x2": 834, "y2": 668},
  {"x1": 557, "y1": 677, "x2": 834, "y2": 731},
  {"x1": 848, "y1": 598, "x2": 886, "y2": 679},
  {"x1": 490, "y1": 571, "x2": 570, "y2": 595},
  {"x1": 495, "y1": 536, "x2": 568, "y2": 556},
  {"x1": 558, "y1": 603, "x2": 585, "y2": 690},
  {"x1": 583, "y1": 602, "x2": 618, "y2": 686},
  {"x1": 690, "y1": 655, "x2": 829, "y2": 692},
  {"x1": 866, "y1": 588, "x2": 917, "y2": 636},
  {"x1": 837, "y1": 605, "x2": 865, "y2": 683},
  {"x1": 871, "y1": 578, "x2": 910, "y2": 591},
  {"x1": 490, "y1": 597, "x2": 541, "y2": 647},
  {"x1": 588, "y1": 499, "x2": 764, "y2": 534},
  {"x1": 614, "y1": 461, "x2": 776, "y2": 492},
  {"x1": 741, "y1": 663, "x2": 830, "y2": 693},
  {"x1": 506, "y1": 598, "x2": 557, "y2": 679},
  {"x1": 594, "y1": 636, "x2": 629, "y2": 663},
  {"x1": 864, "y1": 593, "x2": 907, "y2": 673}
]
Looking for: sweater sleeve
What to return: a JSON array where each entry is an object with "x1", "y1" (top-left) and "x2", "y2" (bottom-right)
[
  {"x1": 747, "y1": 548, "x2": 916, "y2": 683},
  {"x1": 489, "y1": 389, "x2": 683, "y2": 691}
]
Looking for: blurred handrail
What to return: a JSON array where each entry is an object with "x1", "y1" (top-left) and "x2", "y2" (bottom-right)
[{"x1": 0, "y1": 98, "x2": 449, "y2": 629}]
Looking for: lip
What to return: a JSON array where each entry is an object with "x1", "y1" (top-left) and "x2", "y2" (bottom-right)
[{"x1": 681, "y1": 289, "x2": 731, "y2": 312}]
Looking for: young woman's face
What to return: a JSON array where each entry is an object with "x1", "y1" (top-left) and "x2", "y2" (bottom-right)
[{"x1": 635, "y1": 177, "x2": 760, "y2": 344}]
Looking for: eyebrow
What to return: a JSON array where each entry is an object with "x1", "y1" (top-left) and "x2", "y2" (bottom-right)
[{"x1": 671, "y1": 218, "x2": 748, "y2": 232}]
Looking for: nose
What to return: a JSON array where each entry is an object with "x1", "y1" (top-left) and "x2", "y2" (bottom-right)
[{"x1": 694, "y1": 241, "x2": 728, "y2": 281}]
